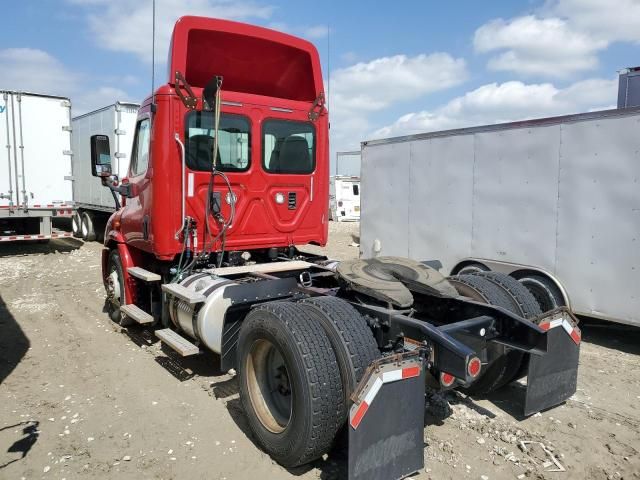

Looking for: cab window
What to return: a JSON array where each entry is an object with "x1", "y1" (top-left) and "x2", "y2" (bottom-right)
[
  {"x1": 130, "y1": 118, "x2": 151, "y2": 177},
  {"x1": 263, "y1": 120, "x2": 315, "y2": 174},
  {"x1": 185, "y1": 112, "x2": 250, "y2": 172}
]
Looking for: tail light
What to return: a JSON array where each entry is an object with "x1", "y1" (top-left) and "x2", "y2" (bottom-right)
[
  {"x1": 440, "y1": 372, "x2": 456, "y2": 387},
  {"x1": 467, "y1": 357, "x2": 482, "y2": 378}
]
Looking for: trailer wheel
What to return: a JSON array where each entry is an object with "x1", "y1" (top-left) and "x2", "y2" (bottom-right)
[
  {"x1": 517, "y1": 274, "x2": 565, "y2": 313},
  {"x1": 72, "y1": 212, "x2": 82, "y2": 238},
  {"x1": 456, "y1": 262, "x2": 489, "y2": 275},
  {"x1": 81, "y1": 211, "x2": 96, "y2": 242},
  {"x1": 298, "y1": 296, "x2": 380, "y2": 421},
  {"x1": 447, "y1": 274, "x2": 525, "y2": 395},
  {"x1": 471, "y1": 272, "x2": 541, "y2": 319},
  {"x1": 106, "y1": 249, "x2": 125, "y2": 323},
  {"x1": 238, "y1": 301, "x2": 344, "y2": 468}
]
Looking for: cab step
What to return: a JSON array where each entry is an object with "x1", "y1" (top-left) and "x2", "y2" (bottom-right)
[
  {"x1": 161, "y1": 283, "x2": 206, "y2": 304},
  {"x1": 127, "y1": 267, "x2": 161, "y2": 282},
  {"x1": 155, "y1": 328, "x2": 200, "y2": 356},
  {"x1": 120, "y1": 304, "x2": 154, "y2": 324}
]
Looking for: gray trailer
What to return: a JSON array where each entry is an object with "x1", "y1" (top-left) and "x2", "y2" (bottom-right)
[
  {"x1": 70, "y1": 102, "x2": 139, "y2": 241},
  {"x1": 360, "y1": 105, "x2": 640, "y2": 327},
  {"x1": 0, "y1": 91, "x2": 74, "y2": 243}
]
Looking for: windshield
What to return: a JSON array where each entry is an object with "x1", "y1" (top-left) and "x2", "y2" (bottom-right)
[
  {"x1": 185, "y1": 112, "x2": 250, "y2": 172},
  {"x1": 263, "y1": 120, "x2": 315, "y2": 174}
]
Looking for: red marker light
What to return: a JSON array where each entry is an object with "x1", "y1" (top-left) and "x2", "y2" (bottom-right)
[
  {"x1": 440, "y1": 372, "x2": 456, "y2": 387},
  {"x1": 467, "y1": 357, "x2": 482, "y2": 378}
]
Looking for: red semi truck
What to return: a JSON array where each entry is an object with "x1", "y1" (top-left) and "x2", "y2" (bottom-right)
[{"x1": 90, "y1": 16, "x2": 581, "y2": 479}]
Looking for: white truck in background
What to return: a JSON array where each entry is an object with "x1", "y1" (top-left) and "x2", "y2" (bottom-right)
[
  {"x1": 360, "y1": 104, "x2": 640, "y2": 327},
  {"x1": 70, "y1": 102, "x2": 139, "y2": 241},
  {"x1": 329, "y1": 175, "x2": 361, "y2": 221},
  {"x1": 0, "y1": 91, "x2": 74, "y2": 243}
]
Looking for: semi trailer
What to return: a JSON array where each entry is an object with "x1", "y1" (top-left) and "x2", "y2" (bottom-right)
[
  {"x1": 0, "y1": 91, "x2": 74, "y2": 242},
  {"x1": 71, "y1": 102, "x2": 139, "y2": 241},
  {"x1": 359, "y1": 102, "x2": 640, "y2": 327},
  {"x1": 329, "y1": 175, "x2": 361, "y2": 221},
  {"x1": 89, "y1": 16, "x2": 581, "y2": 479}
]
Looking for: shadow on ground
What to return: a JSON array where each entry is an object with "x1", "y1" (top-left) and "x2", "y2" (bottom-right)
[
  {"x1": 0, "y1": 421, "x2": 40, "y2": 469},
  {"x1": 0, "y1": 237, "x2": 82, "y2": 258},
  {"x1": 578, "y1": 316, "x2": 640, "y2": 356},
  {"x1": 0, "y1": 294, "x2": 29, "y2": 384}
]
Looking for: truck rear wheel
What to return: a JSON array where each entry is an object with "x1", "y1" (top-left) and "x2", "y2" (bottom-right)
[
  {"x1": 298, "y1": 296, "x2": 380, "y2": 423},
  {"x1": 106, "y1": 249, "x2": 125, "y2": 324},
  {"x1": 237, "y1": 302, "x2": 344, "y2": 468},
  {"x1": 72, "y1": 212, "x2": 82, "y2": 238},
  {"x1": 447, "y1": 274, "x2": 525, "y2": 395},
  {"x1": 471, "y1": 271, "x2": 542, "y2": 319},
  {"x1": 81, "y1": 211, "x2": 96, "y2": 242},
  {"x1": 517, "y1": 273, "x2": 565, "y2": 313}
]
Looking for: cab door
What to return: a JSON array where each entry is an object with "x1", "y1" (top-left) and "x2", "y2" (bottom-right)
[{"x1": 119, "y1": 115, "x2": 152, "y2": 250}]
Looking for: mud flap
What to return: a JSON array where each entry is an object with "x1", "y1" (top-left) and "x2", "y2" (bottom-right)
[
  {"x1": 348, "y1": 355, "x2": 425, "y2": 480},
  {"x1": 524, "y1": 311, "x2": 580, "y2": 416}
]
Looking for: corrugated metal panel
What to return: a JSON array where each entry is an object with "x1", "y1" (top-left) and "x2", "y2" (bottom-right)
[
  {"x1": 472, "y1": 126, "x2": 560, "y2": 270},
  {"x1": 556, "y1": 115, "x2": 640, "y2": 324},
  {"x1": 360, "y1": 142, "x2": 410, "y2": 258},
  {"x1": 407, "y1": 135, "x2": 475, "y2": 268},
  {"x1": 71, "y1": 102, "x2": 139, "y2": 211}
]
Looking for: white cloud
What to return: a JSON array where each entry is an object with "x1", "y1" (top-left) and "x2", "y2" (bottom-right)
[
  {"x1": 474, "y1": 15, "x2": 606, "y2": 77},
  {"x1": 67, "y1": 0, "x2": 274, "y2": 63},
  {"x1": 548, "y1": 0, "x2": 640, "y2": 44},
  {"x1": 373, "y1": 77, "x2": 617, "y2": 139},
  {"x1": 302, "y1": 25, "x2": 329, "y2": 39},
  {"x1": 0, "y1": 48, "x2": 80, "y2": 96},
  {"x1": 0, "y1": 47, "x2": 132, "y2": 115},
  {"x1": 474, "y1": 1, "x2": 640, "y2": 78},
  {"x1": 329, "y1": 53, "x2": 467, "y2": 153}
]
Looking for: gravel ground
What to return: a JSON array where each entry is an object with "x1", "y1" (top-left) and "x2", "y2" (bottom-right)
[{"x1": 1, "y1": 221, "x2": 639, "y2": 480}]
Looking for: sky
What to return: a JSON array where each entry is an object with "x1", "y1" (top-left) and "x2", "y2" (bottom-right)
[{"x1": 1, "y1": 0, "x2": 639, "y2": 174}]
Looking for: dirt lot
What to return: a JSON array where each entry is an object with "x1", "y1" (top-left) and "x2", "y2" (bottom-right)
[{"x1": 1, "y1": 221, "x2": 639, "y2": 480}]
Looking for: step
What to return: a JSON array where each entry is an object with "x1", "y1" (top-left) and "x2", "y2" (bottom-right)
[
  {"x1": 155, "y1": 328, "x2": 200, "y2": 356},
  {"x1": 161, "y1": 283, "x2": 206, "y2": 304},
  {"x1": 120, "y1": 304, "x2": 154, "y2": 324},
  {"x1": 127, "y1": 267, "x2": 161, "y2": 282}
]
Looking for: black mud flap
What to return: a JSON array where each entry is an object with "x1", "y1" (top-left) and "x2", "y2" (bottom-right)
[
  {"x1": 524, "y1": 310, "x2": 581, "y2": 416},
  {"x1": 348, "y1": 354, "x2": 425, "y2": 480}
]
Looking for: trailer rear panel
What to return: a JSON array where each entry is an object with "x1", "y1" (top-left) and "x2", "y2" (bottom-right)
[
  {"x1": 1, "y1": 91, "x2": 72, "y2": 208},
  {"x1": 360, "y1": 107, "x2": 640, "y2": 326},
  {"x1": 71, "y1": 102, "x2": 139, "y2": 212}
]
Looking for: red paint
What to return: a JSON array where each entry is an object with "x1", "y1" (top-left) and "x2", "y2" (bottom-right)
[
  {"x1": 108, "y1": 16, "x2": 328, "y2": 268},
  {"x1": 570, "y1": 327, "x2": 581, "y2": 345},
  {"x1": 350, "y1": 401, "x2": 369, "y2": 430}
]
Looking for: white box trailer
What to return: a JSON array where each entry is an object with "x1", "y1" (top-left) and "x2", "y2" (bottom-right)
[
  {"x1": 360, "y1": 106, "x2": 640, "y2": 327},
  {"x1": 70, "y1": 102, "x2": 139, "y2": 240},
  {"x1": 0, "y1": 91, "x2": 74, "y2": 242},
  {"x1": 329, "y1": 175, "x2": 361, "y2": 221}
]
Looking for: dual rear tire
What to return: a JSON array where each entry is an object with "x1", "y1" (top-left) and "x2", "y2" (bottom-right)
[
  {"x1": 237, "y1": 297, "x2": 379, "y2": 468},
  {"x1": 447, "y1": 272, "x2": 541, "y2": 394}
]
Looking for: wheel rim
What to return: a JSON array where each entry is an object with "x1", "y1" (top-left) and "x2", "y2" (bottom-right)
[
  {"x1": 107, "y1": 268, "x2": 122, "y2": 308},
  {"x1": 81, "y1": 218, "x2": 88, "y2": 238},
  {"x1": 245, "y1": 339, "x2": 292, "y2": 434},
  {"x1": 72, "y1": 215, "x2": 80, "y2": 234},
  {"x1": 520, "y1": 278, "x2": 557, "y2": 312}
]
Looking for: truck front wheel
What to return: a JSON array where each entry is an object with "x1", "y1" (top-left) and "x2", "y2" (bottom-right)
[
  {"x1": 237, "y1": 302, "x2": 344, "y2": 468},
  {"x1": 105, "y1": 249, "x2": 125, "y2": 323}
]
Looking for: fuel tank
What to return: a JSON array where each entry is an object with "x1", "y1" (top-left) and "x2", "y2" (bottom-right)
[{"x1": 168, "y1": 273, "x2": 238, "y2": 354}]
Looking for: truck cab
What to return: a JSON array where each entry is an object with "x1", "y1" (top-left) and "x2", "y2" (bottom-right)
[{"x1": 103, "y1": 16, "x2": 328, "y2": 267}]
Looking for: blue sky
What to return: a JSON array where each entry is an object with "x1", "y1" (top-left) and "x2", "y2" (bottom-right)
[{"x1": 1, "y1": 0, "x2": 638, "y2": 173}]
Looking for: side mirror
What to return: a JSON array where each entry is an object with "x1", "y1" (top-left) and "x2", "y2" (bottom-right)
[{"x1": 90, "y1": 134, "x2": 112, "y2": 177}]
